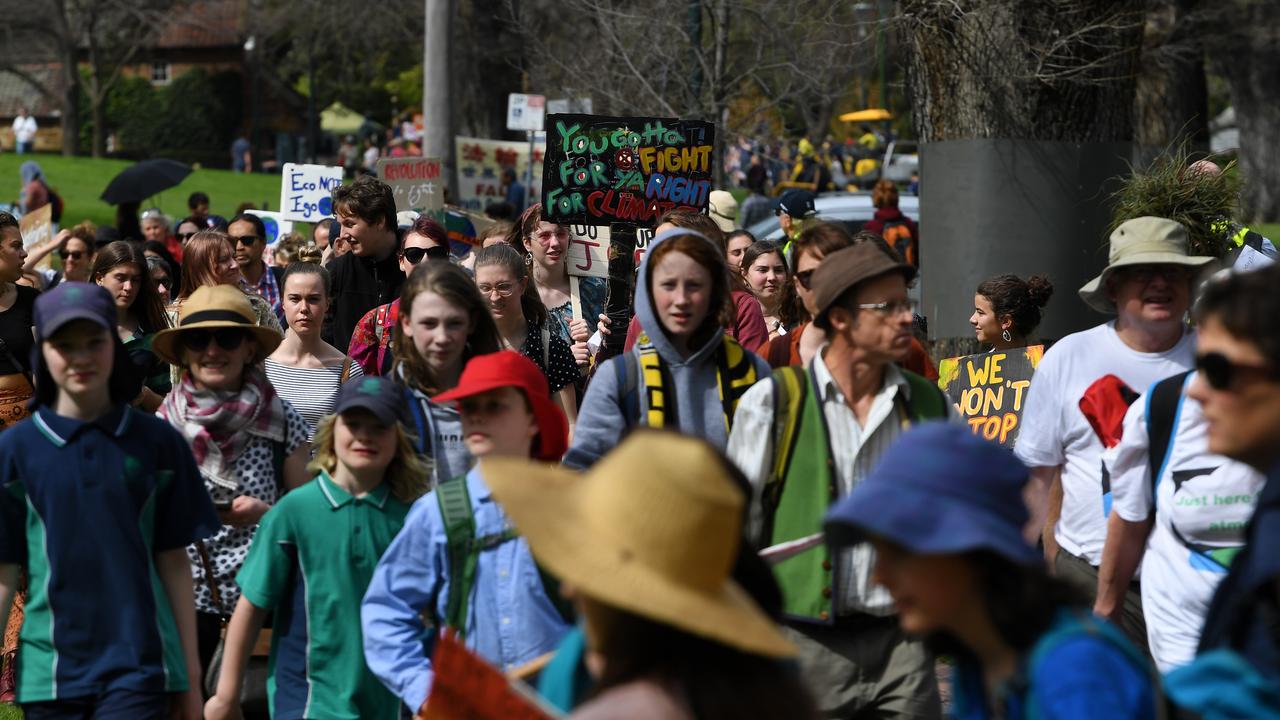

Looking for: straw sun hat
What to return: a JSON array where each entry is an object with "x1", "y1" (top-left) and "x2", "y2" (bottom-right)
[
  {"x1": 480, "y1": 430, "x2": 795, "y2": 659},
  {"x1": 152, "y1": 284, "x2": 283, "y2": 366}
]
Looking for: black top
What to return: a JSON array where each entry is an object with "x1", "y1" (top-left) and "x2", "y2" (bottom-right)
[
  {"x1": 0, "y1": 285, "x2": 38, "y2": 376},
  {"x1": 520, "y1": 317, "x2": 581, "y2": 394},
  {"x1": 323, "y1": 235, "x2": 406, "y2": 353}
]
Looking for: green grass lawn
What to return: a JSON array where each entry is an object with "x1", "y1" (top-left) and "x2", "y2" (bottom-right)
[
  {"x1": 1, "y1": 152, "x2": 287, "y2": 230},
  {"x1": 0, "y1": 703, "x2": 20, "y2": 719}
]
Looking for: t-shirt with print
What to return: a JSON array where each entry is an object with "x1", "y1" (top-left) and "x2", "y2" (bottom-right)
[
  {"x1": 183, "y1": 400, "x2": 310, "y2": 616},
  {"x1": 1015, "y1": 321, "x2": 1195, "y2": 565},
  {"x1": 1107, "y1": 373, "x2": 1264, "y2": 672}
]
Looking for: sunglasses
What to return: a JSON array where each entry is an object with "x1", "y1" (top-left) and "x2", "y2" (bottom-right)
[
  {"x1": 401, "y1": 245, "x2": 450, "y2": 265},
  {"x1": 795, "y1": 269, "x2": 815, "y2": 290},
  {"x1": 1117, "y1": 264, "x2": 1191, "y2": 284},
  {"x1": 181, "y1": 328, "x2": 248, "y2": 352},
  {"x1": 178, "y1": 231, "x2": 198, "y2": 241},
  {"x1": 58, "y1": 250, "x2": 87, "y2": 260},
  {"x1": 1195, "y1": 352, "x2": 1277, "y2": 391},
  {"x1": 232, "y1": 235, "x2": 261, "y2": 247}
]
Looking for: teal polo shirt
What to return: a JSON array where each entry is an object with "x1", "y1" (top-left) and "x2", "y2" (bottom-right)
[
  {"x1": 0, "y1": 405, "x2": 220, "y2": 702},
  {"x1": 237, "y1": 471, "x2": 410, "y2": 720}
]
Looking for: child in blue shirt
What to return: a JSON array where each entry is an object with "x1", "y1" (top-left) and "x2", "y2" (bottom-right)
[
  {"x1": 0, "y1": 282, "x2": 219, "y2": 719},
  {"x1": 361, "y1": 350, "x2": 572, "y2": 716}
]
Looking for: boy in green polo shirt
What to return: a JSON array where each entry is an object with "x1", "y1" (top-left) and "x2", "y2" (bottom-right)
[{"x1": 203, "y1": 377, "x2": 428, "y2": 720}]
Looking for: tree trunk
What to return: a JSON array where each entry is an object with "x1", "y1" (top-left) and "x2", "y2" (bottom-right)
[
  {"x1": 1132, "y1": 0, "x2": 1209, "y2": 169},
  {"x1": 901, "y1": 0, "x2": 1146, "y2": 340},
  {"x1": 903, "y1": 0, "x2": 1144, "y2": 142},
  {"x1": 710, "y1": 0, "x2": 728, "y2": 189},
  {"x1": 1211, "y1": 1, "x2": 1280, "y2": 223},
  {"x1": 423, "y1": 0, "x2": 457, "y2": 199}
]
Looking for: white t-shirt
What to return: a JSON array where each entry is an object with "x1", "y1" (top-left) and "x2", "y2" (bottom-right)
[
  {"x1": 1015, "y1": 321, "x2": 1195, "y2": 565},
  {"x1": 12, "y1": 115, "x2": 37, "y2": 143},
  {"x1": 1107, "y1": 372, "x2": 1263, "y2": 672}
]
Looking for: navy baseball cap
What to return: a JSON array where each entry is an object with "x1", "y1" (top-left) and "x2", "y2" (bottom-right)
[
  {"x1": 775, "y1": 189, "x2": 817, "y2": 219},
  {"x1": 34, "y1": 282, "x2": 117, "y2": 342},
  {"x1": 824, "y1": 422, "x2": 1041, "y2": 566},
  {"x1": 334, "y1": 376, "x2": 412, "y2": 427}
]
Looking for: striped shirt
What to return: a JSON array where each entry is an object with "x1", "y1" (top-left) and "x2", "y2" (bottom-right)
[
  {"x1": 727, "y1": 350, "x2": 953, "y2": 616},
  {"x1": 264, "y1": 358, "x2": 364, "y2": 440}
]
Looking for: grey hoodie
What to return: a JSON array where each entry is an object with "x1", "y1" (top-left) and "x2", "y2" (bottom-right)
[{"x1": 565, "y1": 229, "x2": 770, "y2": 469}]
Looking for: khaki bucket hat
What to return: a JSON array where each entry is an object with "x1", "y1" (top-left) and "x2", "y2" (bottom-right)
[
  {"x1": 152, "y1": 284, "x2": 283, "y2": 366},
  {"x1": 480, "y1": 430, "x2": 795, "y2": 659},
  {"x1": 1078, "y1": 216, "x2": 1215, "y2": 314}
]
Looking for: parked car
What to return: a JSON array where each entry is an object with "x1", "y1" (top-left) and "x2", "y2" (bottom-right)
[{"x1": 745, "y1": 191, "x2": 920, "y2": 242}]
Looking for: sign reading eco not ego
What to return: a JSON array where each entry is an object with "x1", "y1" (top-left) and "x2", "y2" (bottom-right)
[
  {"x1": 938, "y1": 346, "x2": 1044, "y2": 448},
  {"x1": 280, "y1": 163, "x2": 344, "y2": 222},
  {"x1": 541, "y1": 114, "x2": 715, "y2": 226}
]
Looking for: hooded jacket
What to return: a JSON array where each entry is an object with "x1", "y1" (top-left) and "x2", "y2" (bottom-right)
[{"x1": 565, "y1": 229, "x2": 770, "y2": 469}]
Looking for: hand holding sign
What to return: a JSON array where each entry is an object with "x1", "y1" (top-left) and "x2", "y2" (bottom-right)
[
  {"x1": 420, "y1": 629, "x2": 561, "y2": 720},
  {"x1": 938, "y1": 346, "x2": 1044, "y2": 447}
]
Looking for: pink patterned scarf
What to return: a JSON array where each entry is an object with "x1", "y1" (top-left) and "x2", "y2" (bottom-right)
[{"x1": 159, "y1": 366, "x2": 287, "y2": 492}]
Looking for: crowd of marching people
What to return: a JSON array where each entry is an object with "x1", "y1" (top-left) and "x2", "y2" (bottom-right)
[{"x1": 0, "y1": 163, "x2": 1278, "y2": 720}]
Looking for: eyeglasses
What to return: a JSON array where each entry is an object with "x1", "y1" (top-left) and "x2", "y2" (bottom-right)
[
  {"x1": 1118, "y1": 264, "x2": 1192, "y2": 284},
  {"x1": 181, "y1": 328, "x2": 248, "y2": 352},
  {"x1": 401, "y1": 245, "x2": 450, "y2": 265},
  {"x1": 231, "y1": 235, "x2": 260, "y2": 247},
  {"x1": 795, "y1": 269, "x2": 815, "y2": 290},
  {"x1": 153, "y1": 277, "x2": 171, "y2": 289},
  {"x1": 1196, "y1": 352, "x2": 1277, "y2": 391},
  {"x1": 476, "y1": 281, "x2": 517, "y2": 298},
  {"x1": 178, "y1": 231, "x2": 198, "y2": 241},
  {"x1": 856, "y1": 299, "x2": 914, "y2": 318},
  {"x1": 533, "y1": 228, "x2": 569, "y2": 243},
  {"x1": 58, "y1": 250, "x2": 86, "y2": 261}
]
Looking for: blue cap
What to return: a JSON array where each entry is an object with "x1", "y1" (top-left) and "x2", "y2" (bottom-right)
[
  {"x1": 34, "y1": 282, "x2": 117, "y2": 343},
  {"x1": 334, "y1": 376, "x2": 411, "y2": 428},
  {"x1": 824, "y1": 422, "x2": 1040, "y2": 566},
  {"x1": 776, "y1": 189, "x2": 817, "y2": 219}
]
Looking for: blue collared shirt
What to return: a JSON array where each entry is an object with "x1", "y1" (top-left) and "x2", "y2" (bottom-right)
[{"x1": 361, "y1": 467, "x2": 570, "y2": 712}]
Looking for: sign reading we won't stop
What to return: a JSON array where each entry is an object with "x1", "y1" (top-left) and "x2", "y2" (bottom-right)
[{"x1": 938, "y1": 346, "x2": 1044, "y2": 448}]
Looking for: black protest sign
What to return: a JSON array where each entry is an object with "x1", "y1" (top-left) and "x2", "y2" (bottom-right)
[
  {"x1": 937, "y1": 345, "x2": 1045, "y2": 448},
  {"x1": 542, "y1": 114, "x2": 715, "y2": 226}
]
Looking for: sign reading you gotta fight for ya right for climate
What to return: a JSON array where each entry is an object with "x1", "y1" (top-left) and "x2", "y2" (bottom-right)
[{"x1": 541, "y1": 114, "x2": 715, "y2": 227}]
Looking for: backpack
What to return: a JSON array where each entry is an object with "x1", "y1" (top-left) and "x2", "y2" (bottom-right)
[
  {"x1": 42, "y1": 180, "x2": 63, "y2": 223},
  {"x1": 434, "y1": 477, "x2": 574, "y2": 635},
  {"x1": 880, "y1": 219, "x2": 916, "y2": 268},
  {"x1": 761, "y1": 365, "x2": 946, "y2": 524}
]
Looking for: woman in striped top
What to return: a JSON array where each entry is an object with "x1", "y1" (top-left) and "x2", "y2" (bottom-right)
[{"x1": 265, "y1": 262, "x2": 363, "y2": 439}]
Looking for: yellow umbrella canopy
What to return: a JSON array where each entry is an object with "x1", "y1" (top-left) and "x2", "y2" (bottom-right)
[
  {"x1": 839, "y1": 108, "x2": 893, "y2": 123},
  {"x1": 320, "y1": 101, "x2": 366, "y2": 135}
]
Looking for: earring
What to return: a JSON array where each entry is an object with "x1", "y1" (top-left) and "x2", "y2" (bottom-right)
[
  {"x1": 525, "y1": 252, "x2": 534, "y2": 266},
  {"x1": 1001, "y1": 328, "x2": 1012, "y2": 343}
]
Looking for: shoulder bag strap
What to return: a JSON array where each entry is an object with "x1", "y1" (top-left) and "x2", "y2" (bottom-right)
[
  {"x1": 437, "y1": 478, "x2": 478, "y2": 634},
  {"x1": 1146, "y1": 370, "x2": 1192, "y2": 502},
  {"x1": 339, "y1": 357, "x2": 353, "y2": 384},
  {"x1": 195, "y1": 540, "x2": 227, "y2": 619}
]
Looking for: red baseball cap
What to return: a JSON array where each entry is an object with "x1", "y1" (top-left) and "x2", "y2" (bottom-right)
[{"x1": 434, "y1": 351, "x2": 569, "y2": 462}]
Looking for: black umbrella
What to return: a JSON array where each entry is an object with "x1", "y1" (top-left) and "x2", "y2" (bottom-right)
[{"x1": 99, "y1": 159, "x2": 193, "y2": 205}]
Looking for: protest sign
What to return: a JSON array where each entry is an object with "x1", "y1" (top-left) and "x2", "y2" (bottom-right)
[
  {"x1": 279, "y1": 163, "x2": 344, "y2": 222},
  {"x1": 377, "y1": 157, "x2": 444, "y2": 214},
  {"x1": 938, "y1": 346, "x2": 1044, "y2": 447},
  {"x1": 455, "y1": 136, "x2": 545, "y2": 214},
  {"x1": 567, "y1": 224, "x2": 609, "y2": 279},
  {"x1": 420, "y1": 629, "x2": 561, "y2": 720},
  {"x1": 19, "y1": 204, "x2": 54, "y2": 271},
  {"x1": 541, "y1": 114, "x2": 715, "y2": 226},
  {"x1": 245, "y1": 210, "x2": 294, "y2": 246}
]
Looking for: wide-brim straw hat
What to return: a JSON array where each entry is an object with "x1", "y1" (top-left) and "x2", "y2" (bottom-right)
[
  {"x1": 1078, "y1": 216, "x2": 1215, "y2": 314},
  {"x1": 152, "y1": 284, "x2": 283, "y2": 366},
  {"x1": 480, "y1": 430, "x2": 795, "y2": 659}
]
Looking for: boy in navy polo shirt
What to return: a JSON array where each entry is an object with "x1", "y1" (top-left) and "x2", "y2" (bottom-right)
[{"x1": 0, "y1": 282, "x2": 219, "y2": 720}]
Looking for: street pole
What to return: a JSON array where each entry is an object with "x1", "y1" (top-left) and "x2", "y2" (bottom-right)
[{"x1": 423, "y1": 0, "x2": 457, "y2": 200}]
